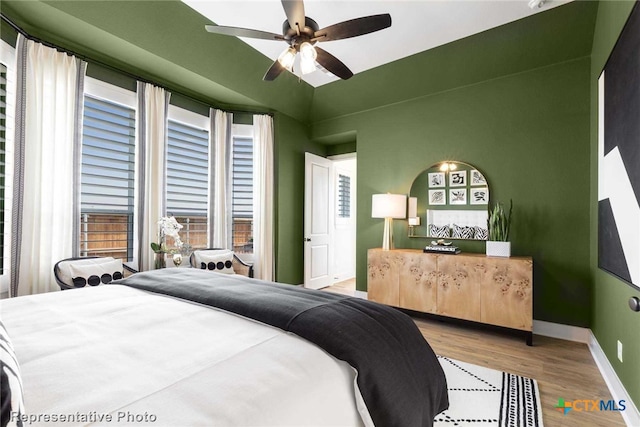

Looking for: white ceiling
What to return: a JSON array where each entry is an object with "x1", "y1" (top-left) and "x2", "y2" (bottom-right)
[{"x1": 183, "y1": 0, "x2": 571, "y2": 87}]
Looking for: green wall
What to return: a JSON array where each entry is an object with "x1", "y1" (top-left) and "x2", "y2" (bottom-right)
[
  {"x1": 273, "y1": 113, "x2": 326, "y2": 284},
  {"x1": 313, "y1": 57, "x2": 593, "y2": 326},
  {"x1": 589, "y1": 0, "x2": 640, "y2": 410}
]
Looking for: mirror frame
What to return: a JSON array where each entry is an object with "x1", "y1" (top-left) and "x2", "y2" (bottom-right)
[{"x1": 408, "y1": 160, "x2": 490, "y2": 240}]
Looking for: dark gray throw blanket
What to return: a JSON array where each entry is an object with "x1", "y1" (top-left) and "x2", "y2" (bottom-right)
[{"x1": 113, "y1": 269, "x2": 448, "y2": 426}]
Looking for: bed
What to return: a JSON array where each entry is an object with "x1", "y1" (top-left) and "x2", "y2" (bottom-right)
[{"x1": 1, "y1": 269, "x2": 448, "y2": 426}]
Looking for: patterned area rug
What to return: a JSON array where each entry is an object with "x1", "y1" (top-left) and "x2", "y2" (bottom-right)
[{"x1": 435, "y1": 356, "x2": 544, "y2": 427}]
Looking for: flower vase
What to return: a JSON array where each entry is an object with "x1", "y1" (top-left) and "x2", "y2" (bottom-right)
[{"x1": 154, "y1": 252, "x2": 166, "y2": 269}]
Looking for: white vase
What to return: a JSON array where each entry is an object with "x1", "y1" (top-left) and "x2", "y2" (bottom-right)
[{"x1": 486, "y1": 241, "x2": 511, "y2": 257}]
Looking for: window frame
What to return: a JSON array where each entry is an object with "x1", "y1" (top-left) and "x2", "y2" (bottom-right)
[
  {"x1": 231, "y1": 123, "x2": 254, "y2": 256},
  {"x1": 166, "y1": 104, "x2": 210, "y2": 250},
  {"x1": 80, "y1": 77, "x2": 138, "y2": 264}
]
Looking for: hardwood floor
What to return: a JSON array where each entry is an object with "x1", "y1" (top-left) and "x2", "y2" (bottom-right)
[{"x1": 323, "y1": 280, "x2": 627, "y2": 427}]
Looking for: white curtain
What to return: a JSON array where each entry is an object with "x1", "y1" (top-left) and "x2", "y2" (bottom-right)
[
  {"x1": 11, "y1": 35, "x2": 86, "y2": 296},
  {"x1": 210, "y1": 109, "x2": 232, "y2": 248},
  {"x1": 252, "y1": 114, "x2": 274, "y2": 281},
  {"x1": 137, "y1": 82, "x2": 170, "y2": 271}
]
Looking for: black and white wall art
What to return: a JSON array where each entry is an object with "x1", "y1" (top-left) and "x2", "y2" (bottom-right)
[{"x1": 598, "y1": 2, "x2": 640, "y2": 290}]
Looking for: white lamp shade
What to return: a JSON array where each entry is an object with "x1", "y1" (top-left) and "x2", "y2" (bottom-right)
[{"x1": 372, "y1": 194, "x2": 407, "y2": 219}]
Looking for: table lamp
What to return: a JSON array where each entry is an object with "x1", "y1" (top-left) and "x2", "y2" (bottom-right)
[{"x1": 372, "y1": 194, "x2": 407, "y2": 250}]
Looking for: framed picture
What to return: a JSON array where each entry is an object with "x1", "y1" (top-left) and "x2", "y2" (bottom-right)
[
  {"x1": 449, "y1": 170, "x2": 466, "y2": 187},
  {"x1": 597, "y1": 2, "x2": 640, "y2": 290},
  {"x1": 470, "y1": 187, "x2": 489, "y2": 205},
  {"x1": 449, "y1": 188, "x2": 467, "y2": 205},
  {"x1": 470, "y1": 169, "x2": 487, "y2": 186},
  {"x1": 428, "y1": 189, "x2": 446, "y2": 205},
  {"x1": 428, "y1": 172, "x2": 445, "y2": 188}
]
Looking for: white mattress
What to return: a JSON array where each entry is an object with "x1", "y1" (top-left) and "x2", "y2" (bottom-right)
[{"x1": 1, "y1": 285, "x2": 369, "y2": 426}]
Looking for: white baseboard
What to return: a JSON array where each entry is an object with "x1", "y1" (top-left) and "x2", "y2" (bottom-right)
[
  {"x1": 354, "y1": 290, "x2": 368, "y2": 300},
  {"x1": 532, "y1": 320, "x2": 638, "y2": 426},
  {"x1": 588, "y1": 331, "x2": 640, "y2": 427},
  {"x1": 532, "y1": 319, "x2": 590, "y2": 343}
]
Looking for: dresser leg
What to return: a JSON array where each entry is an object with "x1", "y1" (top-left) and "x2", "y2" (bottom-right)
[{"x1": 526, "y1": 332, "x2": 533, "y2": 346}]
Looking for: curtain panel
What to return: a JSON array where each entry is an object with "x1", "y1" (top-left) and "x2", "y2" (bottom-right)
[
  {"x1": 136, "y1": 82, "x2": 170, "y2": 272},
  {"x1": 252, "y1": 114, "x2": 274, "y2": 281},
  {"x1": 210, "y1": 109, "x2": 232, "y2": 249},
  {"x1": 11, "y1": 35, "x2": 86, "y2": 296}
]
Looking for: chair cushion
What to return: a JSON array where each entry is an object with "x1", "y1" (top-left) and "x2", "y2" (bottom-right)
[
  {"x1": 67, "y1": 258, "x2": 124, "y2": 288},
  {"x1": 193, "y1": 250, "x2": 235, "y2": 274},
  {"x1": 1, "y1": 321, "x2": 25, "y2": 426}
]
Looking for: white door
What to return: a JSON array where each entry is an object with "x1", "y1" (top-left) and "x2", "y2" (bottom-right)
[{"x1": 304, "y1": 153, "x2": 334, "y2": 289}]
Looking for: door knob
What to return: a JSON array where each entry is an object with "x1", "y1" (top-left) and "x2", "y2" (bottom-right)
[{"x1": 304, "y1": 238, "x2": 311, "y2": 242}]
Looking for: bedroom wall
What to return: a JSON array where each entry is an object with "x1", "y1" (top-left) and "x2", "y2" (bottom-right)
[
  {"x1": 273, "y1": 113, "x2": 327, "y2": 285},
  {"x1": 312, "y1": 57, "x2": 592, "y2": 327},
  {"x1": 589, "y1": 0, "x2": 640, "y2": 410}
]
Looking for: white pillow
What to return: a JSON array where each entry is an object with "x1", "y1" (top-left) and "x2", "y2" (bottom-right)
[
  {"x1": 57, "y1": 257, "x2": 117, "y2": 288},
  {"x1": 68, "y1": 258, "x2": 124, "y2": 288},
  {"x1": 194, "y1": 250, "x2": 235, "y2": 274}
]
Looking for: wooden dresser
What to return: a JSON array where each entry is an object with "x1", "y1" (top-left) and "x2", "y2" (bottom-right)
[{"x1": 367, "y1": 248, "x2": 533, "y2": 344}]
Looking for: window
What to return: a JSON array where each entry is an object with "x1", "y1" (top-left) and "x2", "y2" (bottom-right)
[
  {"x1": 232, "y1": 125, "x2": 253, "y2": 255},
  {"x1": 80, "y1": 79, "x2": 136, "y2": 261},
  {"x1": 166, "y1": 111, "x2": 209, "y2": 250},
  {"x1": 337, "y1": 174, "x2": 351, "y2": 219},
  {"x1": 1, "y1": 39, "x2": 16, "y2": 290}
]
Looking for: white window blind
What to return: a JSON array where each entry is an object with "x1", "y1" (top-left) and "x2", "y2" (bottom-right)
[
  {"x1": 232, "y1": 136, "x2": 253, "y2": 253},
  {"x1": 166, "y1": 119, "x2": 209, "y2": 249},
  {"x1": 80, "y1": 94, "x2": 136, "y2": 261},
  {"x1": 338, "y1": 173, "x2": 351, "y2": 219}
]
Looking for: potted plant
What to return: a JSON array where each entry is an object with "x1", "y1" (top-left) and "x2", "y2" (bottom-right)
[
  {"x1": 486, "y1": 199, "x2": 512, "y2": 257},
  {"x1": 151, "y1": 216, "x2": 184, "y2": 269}
]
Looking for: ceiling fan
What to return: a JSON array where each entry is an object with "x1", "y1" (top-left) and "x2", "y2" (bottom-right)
[{"x1": 205, "y1": 0, "x2": 392, "y2": 81}]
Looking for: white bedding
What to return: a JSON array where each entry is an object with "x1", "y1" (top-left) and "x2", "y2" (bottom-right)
[{"x1": 0, "y1": 285, "x2": 368, "y2": 426}]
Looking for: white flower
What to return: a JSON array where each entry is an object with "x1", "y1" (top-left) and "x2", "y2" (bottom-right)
[{"x1": 158, "y1": 216, "x2": 184, "y2": 248}]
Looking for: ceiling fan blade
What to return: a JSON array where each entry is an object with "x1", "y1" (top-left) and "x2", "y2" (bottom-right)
[
  {"x1": 314, "y1": 46, "x2": 353, "y2": 80},
  {"x1": 314, "y1": 14, "x2": 392, "y2": 42},
  {"x1": 205, "y1": 25, "x2": 284, "y2": 41},
  {"x1": 263, "y1": 60, "x2": 286, "y2": 81},
  {"x1": 281, "y1": 0, "x2": 305, "y2": 33}
]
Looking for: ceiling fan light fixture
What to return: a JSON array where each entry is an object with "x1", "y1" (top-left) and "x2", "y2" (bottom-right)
[
  {"x1": 300, "y1": 56, "x2": 317, "y2": 75},
  {"x1": 299, "y1": 42, "x2": 317, "y2": 60},
  {"x1": 299, "y1": 42, "x2": 318, "y2": 75},
  {"x1": 278, "y1": 47, "x2": 296, "y2": 70}
]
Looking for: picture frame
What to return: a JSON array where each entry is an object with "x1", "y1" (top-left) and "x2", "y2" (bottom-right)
[
  {"x1": 449, "y1": 170, "x2": 466, "y2": 187},
  {"x1": 428, "y1": 172, "x2": 445, "y2": 188},
  {"x1": 470, "y1": 187, "x2": 489, "y2": 205},
  {"x1": 449, "y1": 188, "x2": 467, "y2": 205},
  {"x1": 470, "y1": 169, "x2": 487, "y2": 186},
  {"x1": 597, "y1": 1, "x2": 640, "y2": 291},
  {"x1": 428, "y1": 189, "x2": 446, "y2": 205}
]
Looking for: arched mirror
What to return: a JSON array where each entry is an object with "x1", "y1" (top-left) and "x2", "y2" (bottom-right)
[{"x1": 408, "y1": 161, "x2": 489, "y2": 240}]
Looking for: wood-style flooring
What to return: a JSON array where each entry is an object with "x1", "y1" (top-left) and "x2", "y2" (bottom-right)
[{"x1": 324, "y1": 279, "x2": 627, "y2": 427}]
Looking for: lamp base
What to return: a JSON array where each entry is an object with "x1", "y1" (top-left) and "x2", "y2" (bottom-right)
[{"x1": 382, "y1": 218, "x2": 394, "y2": 250}]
